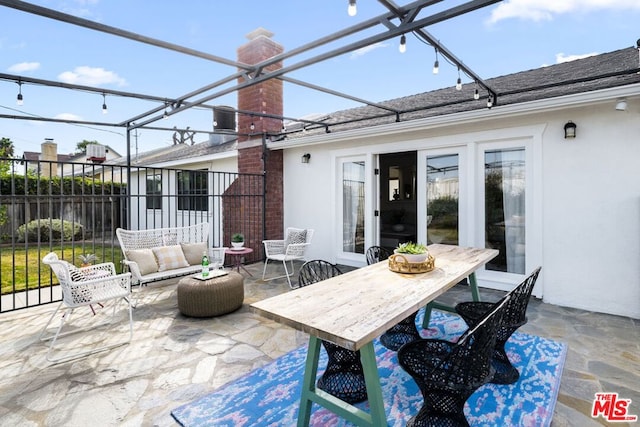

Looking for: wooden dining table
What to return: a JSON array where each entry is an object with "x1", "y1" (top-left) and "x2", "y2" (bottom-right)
[{"x1": 250, "y1": 244, "x2": 498, "y2": 427}]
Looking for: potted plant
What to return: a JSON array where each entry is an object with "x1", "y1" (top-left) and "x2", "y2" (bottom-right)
[
  {"x1": 231, "y1": 233, "x2": 245, "y2": 249},
  {"x1": 394, "y1": 242, "x2": 429, "y2": 263},
  {"x1": 78, "y1": 253, "x2": 97, "y2": 267}
]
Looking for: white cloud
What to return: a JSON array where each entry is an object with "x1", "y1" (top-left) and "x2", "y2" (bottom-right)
[
  {"x1": 555, "y1": 52, "x2": 598, "y2": 63},
  {"x1": 487, "y1": 0, "x2": 640, "y2": 24},
  {"x1": 8, "y1": 62, "x2": 40, "y2": 73},
  {"x1": 350, "y1": 42, "x2": 388, "y2": 59},
  {"x1": 58, "y1": 66, "x2": 127, "y2": 86},
  {"x1": 55, "y1": 113, "x2": 83, "y2": 121}
]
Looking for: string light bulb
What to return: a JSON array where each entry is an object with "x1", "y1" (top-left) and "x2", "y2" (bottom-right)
[
  {"x1": 487, "y1": 94, "x2": 493, "y2": 108},
  {"x1": 432, "y1": 49, "x2": 439, "y2": 74},
  {"x1": 456, "y1": 68, "x2": 462, "y2": 91},
  {"x1": 399, "y1": 34, "x2": 406, "y2": 53},
  {"x1": 163, "y1": 108, "x2": 169, "y2": 120},
  {"x1": 474, "y1": 87, "x2": 480, "y2": 100},
  {"x1": 16, "y1": 81, "x2": 24, "y2": 106},
  {"x1": 102, "y1": 93, "x2": 108, "y2": 114},
  {"x1": 250, "y1": 122, "x2": 255, "y2": 131},
  {"x1": 347, "y1": 0, "x2": 357, "y2": 16}
]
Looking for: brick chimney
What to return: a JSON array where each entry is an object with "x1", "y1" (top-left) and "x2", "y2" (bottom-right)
[
  {"x1": 40, "y1": 138, "x2": 58, "y2": 178},
  {"x1": 223, "y1": 28, "x2": 284, "y2": 254}
]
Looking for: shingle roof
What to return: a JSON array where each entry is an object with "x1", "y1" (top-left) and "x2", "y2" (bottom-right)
[
  {"x1": 22, "y1": 151, "x2": 74, "y2": 162},
  {"x1": 109, "y1": 138, "x2": 238, "y2": 166},
  {"x1": 283, "y1": 46, "x2": 640, "y2": 139}
]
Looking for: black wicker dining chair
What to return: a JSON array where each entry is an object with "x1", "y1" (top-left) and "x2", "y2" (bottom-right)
[
  {"x1": 454, "y1": 266, "x2": 542, "y2": 384},
  {"x1": 366, "y1": 246, "x2": 422, "y2": 351},
  {"x1": 365, "y1": 245, "x2": 392, "y2": 265},
  {"x1": 297, "y1": 260, "x2": 368, "y2": 403},
  {"x1": 398, "y1": 294, "x2": 512, "y2": 427}
]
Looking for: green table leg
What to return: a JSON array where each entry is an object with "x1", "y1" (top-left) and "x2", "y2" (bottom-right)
[
  {"x1": 296, "y1": 338, "x2": 388, "y2": 426},
  {"x1": 422, "y1": 272, "x2": 482, "y2": 328},
  {"x1": 298, "y1": 336, "x2": 322, "y2": 427},
  {"x1": 359, "y1": 342, "x2": 387, "y2": 426}
]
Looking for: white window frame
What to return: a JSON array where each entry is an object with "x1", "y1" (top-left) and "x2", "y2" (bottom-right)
[
  {"x1": 417, "y1": 146, "x2": 468, "y2": 247},
  {"x1": 471, "y1": 130, "x2": 543, "y2": 295}
]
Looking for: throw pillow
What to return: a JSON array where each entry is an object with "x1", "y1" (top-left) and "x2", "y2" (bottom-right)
[
  {"x1": 153, "y1": 245, "x2": 189, "y2": 271},
  {"x1": 64, "y1": 262, "x2": 93, "y2": 303},
  {"x1": 180, "y1": 242, "x2": 208, "y2": 265},
  {"x1": 66, "y1": 262, "x2": 85, "y2": 282},
  {"x1": 286, "y1": 229, "x2": 307, "y2": 246},
  {"x1": 126, "y1": 249, "x2": 159, "y2": 276}
]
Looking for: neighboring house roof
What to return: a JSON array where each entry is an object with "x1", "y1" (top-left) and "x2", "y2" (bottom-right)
[
  {"x1": 21, "y1": 151, "x2": 74, "y2": 162},
  {"x1": 282, "y1": 46, "x2": 640, "y2": 139},
  {"x1": 109, "y1": 137, "x2": 238, "y2": 167},
  {"x1": 22, "y1": 144, "x2": 122, "y2": 163}
]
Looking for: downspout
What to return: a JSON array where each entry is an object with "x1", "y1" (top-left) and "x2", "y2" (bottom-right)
[
  {"x1": 125, "y1": 124, "x2": 131, "y2": 230},
  {"x1": 261, "y1": 132, "x2": 267, "y2": 260}
]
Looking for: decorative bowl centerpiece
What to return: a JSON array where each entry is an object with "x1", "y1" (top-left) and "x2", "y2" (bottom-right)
[
  {"x1": 389, "y1": 242, "x2": 435, "y2": 274},
  {"x1": 393, "y1": 242, "x2": 429, "y2": 263}
]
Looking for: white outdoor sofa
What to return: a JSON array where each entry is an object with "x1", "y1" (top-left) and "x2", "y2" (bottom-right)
[{"x1": 116, "y1": 222, "x2": 224, "y2": 286}]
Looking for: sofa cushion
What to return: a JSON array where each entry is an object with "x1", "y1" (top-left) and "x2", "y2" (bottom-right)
[
  {"x1": 127, "y1": 249, "x2": 159, "y2": 275},
  {"x1": 153, "y1": 245, "x2": 189, "y2": 271},
  {"x1": 181, "y1": 242, "x2": 208, "y2": 265}
]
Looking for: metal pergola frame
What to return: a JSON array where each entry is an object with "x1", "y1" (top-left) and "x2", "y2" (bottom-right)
[{"x1": 0, "y1": 0, "x2": 504, "y2": 163}]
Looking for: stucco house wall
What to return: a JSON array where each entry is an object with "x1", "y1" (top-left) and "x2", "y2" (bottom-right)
[{"x1": 276, "y1": 86, "x2": 640, "y2": 319}]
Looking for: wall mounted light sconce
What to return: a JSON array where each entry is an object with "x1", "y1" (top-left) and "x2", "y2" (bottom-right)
[
  {"x1": 564, "y1": 121, "x2": 577, "y2": 139},
  {"x1": 615, "y1": 99, "x2": 627, "y2": 111},
  {"x1": 301, "y1": 153, "x2": 311, "y2": 164}
]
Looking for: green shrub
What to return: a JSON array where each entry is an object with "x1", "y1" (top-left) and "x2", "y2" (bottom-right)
[{"x1": 17, "y1": 219, "x2": 84, "y2": 242}]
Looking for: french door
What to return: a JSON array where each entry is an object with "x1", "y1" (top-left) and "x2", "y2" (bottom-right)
[{"x1": 418, "y1": 142, "x2": 532, "y2": 286}]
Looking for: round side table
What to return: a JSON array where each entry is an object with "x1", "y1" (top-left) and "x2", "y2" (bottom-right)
[{"x1": 225, "y1": 247, "x2": 254, "y2": 276}]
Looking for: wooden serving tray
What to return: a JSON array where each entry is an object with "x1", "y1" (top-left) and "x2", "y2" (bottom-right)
[{"x1": 388, "y1": 253, "x2": 435, "y2": 274}]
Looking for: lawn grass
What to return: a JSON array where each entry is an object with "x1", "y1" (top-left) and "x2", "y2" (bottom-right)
[{"x1": 1, "y1": 244, "x2": 124, "y2": 295}]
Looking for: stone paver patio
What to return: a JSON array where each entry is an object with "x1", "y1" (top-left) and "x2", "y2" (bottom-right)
[{"x1": 0, "y1": 261, "x2": 638, "y2": 426}]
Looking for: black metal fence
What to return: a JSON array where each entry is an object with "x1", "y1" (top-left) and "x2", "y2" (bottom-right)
[{"x1": 0, "y1": 158, "x2": 265, "y2": 313}]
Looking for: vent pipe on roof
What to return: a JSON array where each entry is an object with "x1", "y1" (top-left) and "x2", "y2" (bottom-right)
[{"x1": 213, "y1": 106, "x2": 236, "y2": 132}]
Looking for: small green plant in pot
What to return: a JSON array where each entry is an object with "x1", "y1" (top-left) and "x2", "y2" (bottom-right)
[
  {"x1": 394, "y1": 242, "x2": 429, "y2": 263},
  {"x1": 78, "y1": 253, "x2": 97, "y2": 267},
  {"x1": 231, "y1": 233, "x2": 245, "y2": 249}
]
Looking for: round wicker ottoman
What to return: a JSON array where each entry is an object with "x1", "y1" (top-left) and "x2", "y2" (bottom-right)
[{"x1": 177, "y1": 271, "x2": 244, "y2": 317}]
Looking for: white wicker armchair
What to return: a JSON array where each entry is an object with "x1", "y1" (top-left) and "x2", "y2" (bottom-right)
[
  {"x1": 39, "y1": 252, "x2": 133, "y2": 363},
  {"x1": 262, "y1": 228, "x2": 314, "y2": 288}
]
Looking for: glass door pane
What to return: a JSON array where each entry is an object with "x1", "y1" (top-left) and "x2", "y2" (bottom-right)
[
  {"x1": 342, "y1": 161, "x2": 365, "y2": 254},
  {"x1": 426, "y1": 154, "x2": 459, "y2": 245},
  {"x1": 484, "y1": 148, "x2": 526, "y2": 274}
]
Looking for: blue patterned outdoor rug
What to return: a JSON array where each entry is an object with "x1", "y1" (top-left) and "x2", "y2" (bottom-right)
[{"x1": 172, "y1": 310, "x2": 567, "y2": 427}]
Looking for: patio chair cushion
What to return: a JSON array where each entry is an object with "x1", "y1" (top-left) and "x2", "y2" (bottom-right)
[
  {"x1": 153, "y1": 245, "x2": 189, "y2": 271},
  {"x1": 286, "y1": 229, "x2": 307, "y2": 246},
  {"x1": 181, "y1": 242, "x2": 208, "y2": 265},
  {"x1": 126, "y1": 249, "x2": 159, "y2": 275}
]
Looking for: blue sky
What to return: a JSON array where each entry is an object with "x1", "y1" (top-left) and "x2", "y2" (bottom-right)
[{"x1": 1, "y1": 0, "x2": 640, "y2": 158}]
